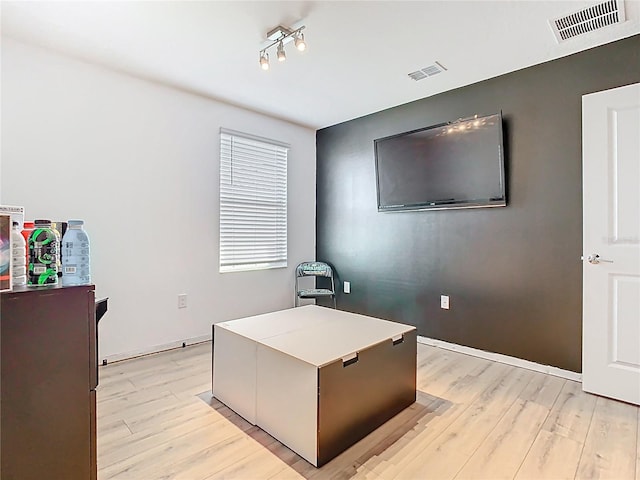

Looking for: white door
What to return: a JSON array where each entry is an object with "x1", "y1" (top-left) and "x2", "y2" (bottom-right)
[{"x1": 582, "y1": 83, "x2": 640, "y2": 406}]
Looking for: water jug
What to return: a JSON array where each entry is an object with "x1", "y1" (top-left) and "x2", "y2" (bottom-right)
[{"x1": 62, "y1": 220, "x2": 91, "y2": 286}]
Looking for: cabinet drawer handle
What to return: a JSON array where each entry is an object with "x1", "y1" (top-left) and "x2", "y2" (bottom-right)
[
  {"x1": 342, "y1": 352, "x2": 359, "y2": 367},
  {"x1": 392, "y1": 334, "x2": 404, "y2": 346}
]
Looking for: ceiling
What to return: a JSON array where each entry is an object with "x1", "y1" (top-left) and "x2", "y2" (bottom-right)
[{"x1": 2, "y1": 1, "x2": 639, "y2": 129}]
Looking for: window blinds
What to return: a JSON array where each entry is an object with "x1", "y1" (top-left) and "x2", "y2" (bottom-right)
[{"x1": 219, "y1": 129, "x2": 288, "y2": 272}]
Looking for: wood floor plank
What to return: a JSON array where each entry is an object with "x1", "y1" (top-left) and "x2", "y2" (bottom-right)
[
  {"x1": 349, "y1": 464, "x2": 383, "y2": 480},
  {"x1": 265, "y1": 467, "x2": 307, "y2": 480},
  {"x1": 98, "y1": 408, "x2": 227, "y2": 470},
  {"x1": 99, "y1": 354, "x2": 179, "y2": 381},
  {"x1": 517, "y1": 371, "x2": 565, "y2": 409},
  {"x1": 365, "y1": 362, "x2": 505, "y2": 479},
  {"x1": 454, "y1": 398, "x2": 550, "y2": 480},
  {"x1": 415, "y1": 345, "x2": 463, "y2": 382},
  {"x1": 514, "y1": 379, "x2": 598, "y2": 480},
  {"x1": 144, "y1": 428, "x2": 280, "y2": 480},
  {"x1": 128, "y1": 361, "x2": 210, "y2": 391},
  {"x1": 417, "y1": 349, "x2": 492, "y2": 397},
  {"x1": 515, "y1": 430, "x2": 583, "y2": 480},
  {"x1": 95, "y1": 340, "x2": 640, "y2": 480},
  {"x1": 366, "y1": 360, "x2": 511, "y2": 477},
  {"x1": 169, "y1": 343, "x2": 211, "y2": 365},
  {"x1": 97, "y1": 388, "x2": 179, "y2": 418},
  {"x1": 100, "y1": 424, "x2": 253, "y2": 479},
  {"x1": 96, "y1": 378, "x2": 138, "y2": 402},
  {"x1": 203, "y1": 435, "x2": 297, "y2": 480},
  {"x1": 451, "y1": 371, "x2": 563, "y2": 480},
  {"x1": 97, "y1": 419, "x2": 132, "y2": 445},
  {"x1": 541, "y1": 379, "x2": 598, "y2": 442},
  {"x1": 386, "y1": 365, "x2": 537, "y2": 480},
  {"x1": 122, "y1": 397, "x2": 210, "y2": 434},
  {"x1": 576, "y1": 396, "x2": 638, "y2": 479},
  {"x1": 98, "y1": 390, "x2": 185, "y2": 433},
  {"x1": 168, "y1": 372, "x2": 212, "y2": 400}
]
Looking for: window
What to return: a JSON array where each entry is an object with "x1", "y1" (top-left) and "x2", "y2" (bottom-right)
[{"x1": 219, "y1": 129, "x2": 288, "y2": 272}]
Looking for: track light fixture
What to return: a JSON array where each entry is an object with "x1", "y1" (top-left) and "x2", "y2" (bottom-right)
[{"x1": 259, "y1": 24, "x2": 306, "y2": 70}]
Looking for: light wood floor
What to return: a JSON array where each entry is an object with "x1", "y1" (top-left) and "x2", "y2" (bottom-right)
[{"x1": 97, "y1": 342, "x2": 639, "y2": 480}]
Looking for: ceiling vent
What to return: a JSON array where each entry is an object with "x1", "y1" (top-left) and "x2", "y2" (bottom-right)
[
  {"x1": 408, "y1": 62, "x2": 447, "y2": 81},
  {"x1": 549, "y1": 0, "x2": 626, "y2": 42}
]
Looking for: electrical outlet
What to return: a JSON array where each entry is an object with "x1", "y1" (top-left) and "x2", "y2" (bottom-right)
[
  {"x1": 441, "y1": 295, "x2": 450, "y2": 310},
  {"x1": 343, "y1": 281, "x2": 351, "y2": 294},
  {"x1": 178, "y1": 294, "x2": 187, "y2": 309}
]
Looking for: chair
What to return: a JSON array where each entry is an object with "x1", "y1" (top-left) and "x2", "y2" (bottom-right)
[{"x1": 295, "y1": 261, "x2": 336, "y2": 308}]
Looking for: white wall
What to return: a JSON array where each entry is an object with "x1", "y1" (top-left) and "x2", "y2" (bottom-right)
[{"x1": 0, "y1": 38, "x2": 317, "y2": 360}]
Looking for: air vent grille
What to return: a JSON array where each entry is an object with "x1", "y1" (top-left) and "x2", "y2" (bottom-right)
[
  {"x1": 550, "y1": 0, "x2": 626, "y2": 42},
  {"x1": 408, "y1": 71, "x2": 428, "y2": 81},
  {"x1": 408, "y1": 62, "x2": 447, "y2": 81}
]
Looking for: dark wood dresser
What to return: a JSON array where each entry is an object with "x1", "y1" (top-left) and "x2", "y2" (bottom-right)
[{"x1": 1, "y1": 285, "x2": 97, "y2": 480}]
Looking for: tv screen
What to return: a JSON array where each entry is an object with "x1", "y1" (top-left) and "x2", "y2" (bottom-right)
[{"x1": 374, "y1": 112, "x2": 506, "y2": 212}]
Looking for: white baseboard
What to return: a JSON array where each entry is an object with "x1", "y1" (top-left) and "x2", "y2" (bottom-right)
[
  {"x1": 101, "y1": 334, "x2": 212, "y2": 365},
  {"x1": 417, "y1": 335, "x2": 582, "y2": 382}
]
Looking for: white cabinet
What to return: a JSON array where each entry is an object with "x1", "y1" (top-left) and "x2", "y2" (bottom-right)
[{"x1": 212, "y1": 305, "x2": 416, "y2": 466}]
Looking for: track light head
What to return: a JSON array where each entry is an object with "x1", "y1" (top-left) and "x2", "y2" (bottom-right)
[
  {"x1": 295, "y1": 32, "x2": 306, "y2": 51},
  {"x1": 259, "y1": 51, "x2": 270, "y2": 70},
  {"x1": 277, "y1": 41, "x2": 286, "y2": 62}
]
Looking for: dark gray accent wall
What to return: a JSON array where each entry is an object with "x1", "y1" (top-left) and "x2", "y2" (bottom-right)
[{"x1": 315, "y1": 35, "x2": 640, "y2": 373}]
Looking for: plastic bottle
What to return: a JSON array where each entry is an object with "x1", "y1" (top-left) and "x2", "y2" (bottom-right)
[
  {"x1": 61, "y1": 220, "x2": 91, "y2": 286},
  {"x1": 51, "y1": 221, "x2": 63, "y2": 279},
  {"x1": 28, "y1": 219, "x2": 59, "y2": 286},
  {"x1": 11, "y1": 222, "x2": 27, "y2": 286},
  {"x1": 21, "y1": 221, "x2": 34, "y2": 269}
]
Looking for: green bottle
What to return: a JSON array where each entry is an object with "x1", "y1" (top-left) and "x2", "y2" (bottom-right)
[{"x1": 28, "y1": 219, "x2": 59, "y2": 286}]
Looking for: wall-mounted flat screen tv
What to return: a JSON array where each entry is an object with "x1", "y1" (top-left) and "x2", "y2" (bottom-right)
[{"x1": 374, "y1": 112, "x2": 506, "y2": 212}]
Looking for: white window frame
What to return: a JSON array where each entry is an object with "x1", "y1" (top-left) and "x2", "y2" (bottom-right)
[{"x1": 219, "y1": 128, "x2": 288, "y2": 273}]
